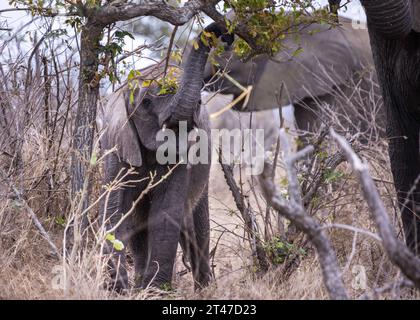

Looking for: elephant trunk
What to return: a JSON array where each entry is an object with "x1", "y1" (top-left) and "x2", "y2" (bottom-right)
[
  {"x1": 360, "y1": 0, "x2": 413, "y2": 39},
  {"x1": 167, "y1": 23, "x2": 231, "y2": 129},
  {"x1": 168, "y1": 38, "x2": 210, "y2": 128}
]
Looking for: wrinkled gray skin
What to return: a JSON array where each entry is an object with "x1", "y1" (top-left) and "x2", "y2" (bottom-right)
[
  {"x1": 351, "y1": 0, "x2": 420, "y2": 254},
  {"x1": 97, "y1": 24, "x2": 232, "y2": 291},
  {"x1": 204, "y1": 16, "x2": 381, "y2": 135}
]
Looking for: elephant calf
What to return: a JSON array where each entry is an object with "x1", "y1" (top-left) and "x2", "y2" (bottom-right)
[{"x1": 97, "y1": 24, "x2": 233, "y2": 291}]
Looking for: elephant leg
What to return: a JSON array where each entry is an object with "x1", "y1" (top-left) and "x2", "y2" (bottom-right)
[
  {"x1": 294, "y1": 93, "x2": 338, "y2": 145},
  {"x1": 100, "y1": 152, "x2": 141, "y2": 291},
  {"x1": 101, "y1": 185, "x2": 131, "y2": 292},
  {"x1": 294, "y1": 98, "x2": 320, "y2": 134},
  {"x1": 179, "y1": 220, "x2": 193, "y2": 278},
  {"x1": 190, "y1": 192, "x2": 212, "y2": 290},
  {"x1": 293, "y1": 97, "x2": 323, "y2": 149},
  {"x1": 129, "y1": 198, "x2": 150, "y2": 288},
  {"x1": 388, "y1": 116, "x2": 420, "y2": 255},
  {"x1": 179, "y1": 194, "x2": 211, "y2": 290},
  {"x1": 141, "y1": 167, "x2": 187, "y2": 289}
]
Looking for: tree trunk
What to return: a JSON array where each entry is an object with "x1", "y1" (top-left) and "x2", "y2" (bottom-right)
[{"x1": 71, "y1": 20, "x2": 103, "y2": 233}]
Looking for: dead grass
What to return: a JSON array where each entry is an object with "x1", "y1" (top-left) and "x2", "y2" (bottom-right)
[{"x1": 1, "y1": 141, "x2": 418, "y2": 300}]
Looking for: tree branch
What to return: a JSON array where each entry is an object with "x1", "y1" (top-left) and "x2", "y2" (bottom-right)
[
  {"x1": 358, "y1": 278, "x2": 415, "y2": 300},
  {"x1": 1, "y1": 168, "x2": 61, "y2": 259},
  {"x1": 201, "y1": 5, "x2": 259, "y2": 52},
  {"x1": 218, "y1": 147, "x2": 269, "y2": 273},
  {"x1": 95, "y1": 0, "x2": 219, "y2": 26},
  {"x1": 258, "y1": 128, "x2": 348, "y2": 300},
  {"x1": 330, "y1": 128, "x2": 420, "y2": 289}
]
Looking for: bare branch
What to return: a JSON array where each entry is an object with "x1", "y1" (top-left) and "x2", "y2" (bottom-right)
[
  {"x1": 218, "y1": 147, "x2": 269, "y2": 273},
  {"x1": 258, "y1": 129, "x2": 348, "y2": 300},
  {"x1": 3, "y1": 172, "x2": 61, "y2": 258},
  {"x1": 330, "y1": 128, "x2": 420, "y2": 289},
  {"x1": 279, "y1": 128, "x2": 314, "y2": 207},
  {"x1": 321, "y1": 223, "x2": 382, "y2": 242},
  {"x1": 358, "y1": 279, "x2": 415, "y2": 300},
  {"x1": 95, "y1": 0, "x2": 218, "y2": 26},
  {"x1": 163, "y1": 25, "x2": 178, "y2": 78}
]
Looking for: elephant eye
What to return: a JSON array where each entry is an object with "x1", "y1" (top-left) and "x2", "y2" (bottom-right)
[{"x1": 142, "y1": 98, "x2": 152, "y2": 109}]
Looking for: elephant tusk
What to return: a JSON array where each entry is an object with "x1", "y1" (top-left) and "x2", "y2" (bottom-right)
[
  {"x1": 194, "y1": 127, "x2": 198, "y2": 133},
  {"x1": 162, "y1": 123, "x2": 167, "y2": 132}
]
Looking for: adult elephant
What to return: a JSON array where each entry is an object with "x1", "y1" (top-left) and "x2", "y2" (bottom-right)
[
  {"x1": 97, "y1": 23, "x2": 233, "y2": 291},
  {"x1": 350, "y1": 0, "x2": 420, "y2": 254},
  {"x1": 206, "y1": 7, "x2": 419, "y2": 254},
  {"x1": 204, "y1": 16, "x2": 382, "y2": 135}
]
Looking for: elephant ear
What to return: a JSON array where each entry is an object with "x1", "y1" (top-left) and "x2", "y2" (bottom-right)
[
  {"x1": 124, "y1": 86, "x2": 167, "y2": 152},
  {"x1": 236, "y1": 17, "x2": 373, "y2": 111},
  {"x1": 100, "y1": 90, "x2": 143, "y2": 167}
]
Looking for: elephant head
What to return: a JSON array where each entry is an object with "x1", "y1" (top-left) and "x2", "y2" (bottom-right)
[
  {"x1": 204, "y1": 16, "x2": 374, "y2": 112},
  {"x1": 100, "y1": 23, "x2": 234, "y2": 167}
]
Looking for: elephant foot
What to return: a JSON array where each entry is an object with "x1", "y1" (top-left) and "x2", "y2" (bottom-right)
[
  {"x1": 133, "y1": 274, "x2": 171, "y2": 292},
  {"x1": 105, "y1": 267, "x2": 129, "y2": 293},
  {"x1": 131, "y1": 277, "x2": 175, "y2": 298},
  {"x1": 103, "y1": 279, "x2": 129, "y2": 294},
  {"x1": 193, "y1": 271, "x2": 212, "y2": 291},
  {"x1": 139, "y1": 270, "x2": 175, "y2": 291}
]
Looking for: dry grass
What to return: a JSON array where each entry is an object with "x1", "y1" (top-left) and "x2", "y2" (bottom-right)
[{"x1": 0, "y1": 138, "x2": 418, "y2": 300}]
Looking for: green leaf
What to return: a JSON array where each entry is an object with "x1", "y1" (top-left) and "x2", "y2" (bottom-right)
[
  {"x1": 127, "y1": 69, "x2": 135, "y2": 81},
  {"x1": 127, "y1": 69, "x2": 141, "y2": 81},
  {"x1": 90, "y1": 152, "x2": 97, "y2": 166},
  {"x1": 106, "y1": 233, "x2": 124, "y2": 251},
  {"x1": 202, "y1": 30, "x2": 212, "y2": 38},
  {"x1": 105, "y1": 233, "x2": 116, "y2": 242},
  {"x1": 142, "y1": 79, "x2": 151, "y2": 88},
  {"x1": 114, "y1": 30, "x2": 134, "y2": 40},
  {"x1": 292, "y1": 48, "x2": 304, "y2": 57},
  {"x1": 55, "y1": 216, "x2": 66, "y2": 227},
  {"x1": 112, "y1": 239, "x2": 125, "y2": 251},
  {"x1": 129, "y1": 90, "x2": 134, "y2": 105}
]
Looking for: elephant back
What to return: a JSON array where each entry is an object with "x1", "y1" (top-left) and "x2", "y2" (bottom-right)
[
  {"x1": 204, "y1": 16, "x2": 376, "y2": 111},
  {"x1": 248, "y1": 17, "x2": 374, "y2": 110}
]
